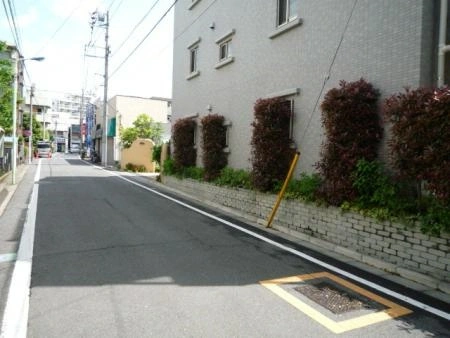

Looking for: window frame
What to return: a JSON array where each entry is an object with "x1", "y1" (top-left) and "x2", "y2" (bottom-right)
[
  {"x1": 219, "y1": 41, "x2": 230, "y2": 61},
  {"x1": 215, "y1": 29, "x2": 235, "y2": 69},
  {"x1": 277, "y1": 0, "x2": 298, "y2": 27},
  {"x1": 190, "y1": 46, "x2": 198, "y2": 73},
  {"x1": 186, "y1": 37, "x2": 201, "y2": 80}
]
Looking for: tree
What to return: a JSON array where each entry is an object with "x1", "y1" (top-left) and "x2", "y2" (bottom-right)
[
  {"x1": 0, "y1": 41, "x2": 14, "y2": 134},
  {"x1": 22, "y1": 113, "x2": 42, "y2": 148},
  {"x1": 120, "y1": 114, "x2": 163, "y2": 148}
]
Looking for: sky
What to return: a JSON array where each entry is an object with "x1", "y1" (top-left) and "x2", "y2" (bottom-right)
[{"x1": 0, "y1": 0, "x2": 174, "y2": 103}]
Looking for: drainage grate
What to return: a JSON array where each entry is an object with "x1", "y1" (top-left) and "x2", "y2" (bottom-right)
[{"x1": 294, "y1": 280, "x2": 383, "y2": 315}]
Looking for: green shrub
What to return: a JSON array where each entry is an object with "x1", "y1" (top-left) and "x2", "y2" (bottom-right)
[
  {"x1": 349, "y1": 159, "x2": 419, "y2": 221},
  {"x1": 352, "y1": 160, "x2": 397, "y2": 209},
  {"x1": 136, "y1": 165, "x2": 146, "y2": 172},
  {"x1": 419, "y1": 198, "x2": 450, "y2": 235},
  {"x1": 284, "y1": 173, "x2": 322, "y2": 202},
  {"x1": 163, "y1": 158, "x2": 176, "y2": 175},
  {"x1": 152, "y1": 144, "x2": 162, "y2": 165},
  {"x1": 182, "y1": 166, "x2": 204, "y2": 180},
  {"x1": 125, "y1": 163, "x2": 146, "y2": 172},
  {"x1": 214, "y1": 167, "x2": 251, "y2": 189}
]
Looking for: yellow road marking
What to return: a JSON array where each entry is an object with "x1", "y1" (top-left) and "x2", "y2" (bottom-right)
[{"x1": 260, "y1": 272, "x2": 412, "y2": 334}]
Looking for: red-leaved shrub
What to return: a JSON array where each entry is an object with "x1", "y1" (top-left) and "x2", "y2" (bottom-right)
[
  {"x1": 384, "y1": 86, "x2": 450, "y2": 203},
  {"x1": 201, "y1": 114, "x2": 228, "y2": 181},
  {"x1": 316, "y1": 78, "x2": 382, "y2": 205},
  {"x1": 251, "y1": 97, "x2": 295, "y2": 192},
  {"x1": 172, "y1": 117, "x2": 196, "y2": 171}
]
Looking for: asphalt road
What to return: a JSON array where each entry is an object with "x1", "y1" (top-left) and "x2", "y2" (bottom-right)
[{"x1": 2, "y1": 155, "x2": 449, "y2": 337}]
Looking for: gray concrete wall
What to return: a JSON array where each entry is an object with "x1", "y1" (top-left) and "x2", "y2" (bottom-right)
[{"x1": 172, "y1": 0, "x2": 436, "y2": 175}]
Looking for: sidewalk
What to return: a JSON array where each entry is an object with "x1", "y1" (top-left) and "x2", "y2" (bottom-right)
[
  {"x1": 0, "y1": 164, "x2": 29, "y2": 216},
  {"x1": 0, "y1": 163, "x2": 33, "y2": 326}
]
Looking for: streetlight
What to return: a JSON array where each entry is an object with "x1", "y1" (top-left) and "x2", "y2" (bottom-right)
[{"x1": 11, "y1": 53, "x2": 44, "y2": 184}]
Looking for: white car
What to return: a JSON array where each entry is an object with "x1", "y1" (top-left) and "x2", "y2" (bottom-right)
[{"x1": 70, "y1": 145, "x2": 80, "y2": 153}]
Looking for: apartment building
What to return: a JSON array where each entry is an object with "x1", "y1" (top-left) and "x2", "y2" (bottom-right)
[{"x1": 172, "y1": 0, "x2": 448, "y2": 175}]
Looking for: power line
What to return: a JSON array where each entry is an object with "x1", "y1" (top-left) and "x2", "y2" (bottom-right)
[
  {"x1": 111, "y1": 0, "x2": 160, "y2": 57},
  {"x1": 109, "y1": 0, "x2": 177, "y2": 79},
  {"x1": 299, "y1": 0, "x2": 358, "y2": 145},
  {"x1": 7, "y1": 0, "x2": 22, "y2": 50},
  {"x1": 1, "y1": 0, "x2": 20, "y2": 50},
  {"x1": 33, "y1": 0, "x2": 90, "y2": 56},
  {"x1": 109, "y1": 0, "x2": 124, "y2": 18}
]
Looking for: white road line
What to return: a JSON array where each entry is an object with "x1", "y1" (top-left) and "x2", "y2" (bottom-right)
[
  {"x1": 1, "y1": 163, "x2": 40, "y2": 338},
  {"x1": 110, "y1": 170, "x2": 450, "y2": 321}
]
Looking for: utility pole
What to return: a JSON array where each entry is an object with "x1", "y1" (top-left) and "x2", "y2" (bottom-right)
[
  {"x1": 11, "y1": 53, "x2": 18, "y2": 184},
  {"x1": 103, "y1": 11, "x2": 110, "y2": 167},
  {"x1": 80, "y1": 88, "x2": 84, "y2": 152},
  {"x1": 28, "y1": 84, "x2": 35, "y2": 164},
  {"x1": 89, "y1": 9, "x2": 109, "y2": 167}
]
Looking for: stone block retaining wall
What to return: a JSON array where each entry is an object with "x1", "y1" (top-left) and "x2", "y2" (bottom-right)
[{"x1": 163, "y1": 176, "x2": 450, "y2": 293}]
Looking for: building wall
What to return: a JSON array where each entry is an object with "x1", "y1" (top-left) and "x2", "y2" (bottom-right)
[
  {"x1": 111, "y1": 95, "x2": 170, "y2": 127},
  {"x1": 121, "y1": 138, "x2": 155, "y2": 172},
  {"x1": 172, "y1": 0, "x2": 437, "y2": 175}
]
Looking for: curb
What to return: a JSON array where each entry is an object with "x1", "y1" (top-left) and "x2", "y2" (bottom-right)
[{"x1": 0, "y1": 166, "x2": 28, "y2": 216}]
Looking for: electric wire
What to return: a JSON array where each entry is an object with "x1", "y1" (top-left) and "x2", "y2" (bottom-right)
[
  {"x1": 109, "y1": 0, "x2": 124, "y2": 19},
  {"x1": 1, "y1": 0, "x2": 20, "y2": 50},
  {"x1": 111, "y1": 0, "x2": 160, "y2": 57},
  {"x1": 7, "y1": 0, "x2": 22, "y2": 50},
  {"x1": 33, "y1": 0, "x2": 90, "y2": 56},
  {"x1": 108, "y1": 0, "x2": 177, "y2": 79},
  {"x1": 299, "y1": 0, "x2": 358, "y2": 145}
]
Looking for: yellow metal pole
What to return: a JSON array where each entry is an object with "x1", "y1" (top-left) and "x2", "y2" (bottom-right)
[{"x1": 266, "y1": 151, "x2": 300, "y2": 228}]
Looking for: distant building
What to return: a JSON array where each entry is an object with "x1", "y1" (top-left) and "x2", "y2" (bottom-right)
[
  {"x1": 43, "y1": 92, "x2": 94, "y2": 152},
  {"x1": 93, "y1": 95, "x2": 171, "y2": 165}
]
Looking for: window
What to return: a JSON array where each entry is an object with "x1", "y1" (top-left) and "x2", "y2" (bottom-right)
[
  {"x1": 215, "y1": 29, "x2": 235, "y2": 69},
  {"x1": 219, "y1": 41, "x2": 230, "y2": 61},
  {"x1": 190, "y1": 47, "x2": 198, "y2": 73},
  {"x1": 223, "y1": 120, "x2": 232, "y2": 152},
  {"x1": 186, "y1": 38, "x2": 201, "y2": 80},
  {"x1": 278, "y1": 0, "x2": 298, "y2": 26}
]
